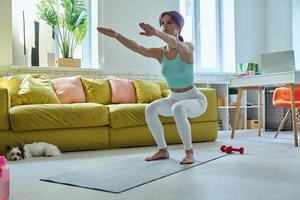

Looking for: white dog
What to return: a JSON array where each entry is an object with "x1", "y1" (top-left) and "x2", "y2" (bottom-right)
[{"x1": 6, "y1": 142, "x2": 61, "y2": 161}]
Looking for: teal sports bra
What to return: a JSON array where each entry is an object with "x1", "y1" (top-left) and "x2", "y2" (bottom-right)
[{"x1": 161, "y1": 48, "x2": 194, "y2": 88}]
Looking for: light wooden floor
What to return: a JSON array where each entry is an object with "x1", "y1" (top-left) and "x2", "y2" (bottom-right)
[{"x1": 8, "y1": 130, "x2": 300, "y2": 200}]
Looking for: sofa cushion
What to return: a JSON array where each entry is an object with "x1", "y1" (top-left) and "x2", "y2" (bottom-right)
[
  {"x1": 161, "y1": 89, "x2": 170, "y2": 98},
  {"x1": 132, "y1": 79, "x2": 162, "y2": 103},
  {"x1": 10, "y1": 103, "x2": 109, "y2": 132},
  {"x1": 109, "y1": 78, "x2": 137, "y2": 103},
  {"x1": 152, "y1": 80, "x2": 169, "y2": 91},
  {"x1": 0, "y1": 74, "x2": 30, "y2": 98},
  {"x1": 81, "y1": 78, "x2": 111, "y2": 104},
  {"x1": 12, "y1": 74, "x2": 60, "y2": 107},
  {"x1": 108, "y1": 104, "x2": 149, "y2": 128},
  {"x1": 108, "y1": 88, "x2": 217, "y2": 129},
  {"x1": 0, "y1": 74, "x2": 44, "y2": 107},
  {"x1": 51, "y1": 76, "x2": 86, "y2": 104}
]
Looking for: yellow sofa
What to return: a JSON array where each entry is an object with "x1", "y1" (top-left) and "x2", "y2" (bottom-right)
[{"x1": 0, "y1": 75, "x2": 218, "y2": 155}]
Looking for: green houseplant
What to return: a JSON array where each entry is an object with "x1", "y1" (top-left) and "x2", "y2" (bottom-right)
[
  {"x1": 37, "y1": 0, "x2": 87, "y2": 67},
  {"x1": 228, "y1": 87, "x2": 238, "y2": 95}
]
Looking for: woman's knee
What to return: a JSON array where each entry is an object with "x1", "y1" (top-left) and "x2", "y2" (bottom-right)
[{"x1": 171, "y1": 104, "x2": 185, "y2": 116}]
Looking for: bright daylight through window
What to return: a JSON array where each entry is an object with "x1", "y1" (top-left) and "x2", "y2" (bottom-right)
[{"x1": 180, "y1": 0, "x2": 235, "y2": 72}]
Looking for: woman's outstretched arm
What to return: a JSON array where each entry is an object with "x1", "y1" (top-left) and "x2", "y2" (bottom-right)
[
  {"x1": 97, "y1": 27, "x2": 161, "y2": 61},
  {"x1": 139, "y1": 23, "x2": 194, "y2": 53}
]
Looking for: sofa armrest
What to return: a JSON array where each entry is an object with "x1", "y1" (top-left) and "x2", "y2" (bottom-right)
[
  {"x1": 197, "y1": 87, "x2": 218, "y2": 121},
  {"x1": 0, "y1": 88, "x2": 10, "y2": 130}
]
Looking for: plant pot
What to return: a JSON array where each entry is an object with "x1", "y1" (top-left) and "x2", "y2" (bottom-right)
[
  {"x1": 57, "y1": 58, "x2": 81, "y2": 68},
  {"x1": 229, "y1": 94, "x2": 238, "y2": 105}
]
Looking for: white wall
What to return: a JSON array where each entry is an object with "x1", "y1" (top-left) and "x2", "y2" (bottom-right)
[
  {"x1": 98, "y1": 0, "x2": 179, "y2": 75},
  {"x1": 12, "y1": 0, "x2": 37, "y2": 66},
  {"x1": 293, "y1": 0, "x2": 300, "y2": 68},
  {"x1": 12, "y1": 0, "x2": 56, "y2": 67},
  {"x1": 98, "y1": 0, "x2": 299, "y2": 73},
  {"x1": 3, "y1": 0, "x2": 298, "y2": 72},
  {"x1": 234, "y1": 0, "x2": 298, "y2": 68},
  {"x1": 0, "y1": 0, "x2": 12, "y2": 66},
  {"x1": 221, "y1": 0, "x2": 235, "y2": 72},
  {"x1": 234, "y1": 0, "x2": 267, "y2": 66},
  {"x1": 265, "y1": 0, "x2": 293, "y2": 52}
]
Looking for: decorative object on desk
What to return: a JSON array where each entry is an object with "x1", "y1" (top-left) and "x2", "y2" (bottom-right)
[
  {"x1": 237, "y1": 63, "x2": 261, "y2": 77},
  {"x1": 37, "y1": 0, "x2": 88, "y2": 68},
  {"x1": 228, "y1": 87, "x2": 238, "y2": 105}
]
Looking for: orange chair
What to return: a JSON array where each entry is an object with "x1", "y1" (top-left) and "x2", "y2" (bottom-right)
[{"x1": 272, "y1": 87, "x2": 300, "y2": 137}]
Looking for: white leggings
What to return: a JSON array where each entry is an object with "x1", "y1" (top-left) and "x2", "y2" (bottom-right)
[{"x1": 145, "y1": 87, "x2": 208, "y2": 150}]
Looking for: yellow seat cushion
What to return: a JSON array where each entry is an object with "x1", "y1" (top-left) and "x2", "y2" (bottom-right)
[
  {"x1": 108, "y1": 104, "x2": 148, "y2": 128},
  {"x1": 12, "y1": 74, "x2": 59, "y2": 107},
  {"x1": 132, "y1": 79, "x2": 162, "y2": 103},
  {"x1": 81, "y1": 78, "x2": 111, "y2": 104},
  {"x1": 108, "y1": 88, "x2": 217, "y2": 129},
  {"x1": 10, "y1": 103, "x2": 109, "y2": 132}
]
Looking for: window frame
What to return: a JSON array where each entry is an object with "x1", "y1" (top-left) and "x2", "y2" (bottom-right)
[
  {"x1": 191, "y1": 0, "x2": 222, "y2": 73},
  {"x1": 80, "y1": 0, "x2": 101, "y2": 69}
]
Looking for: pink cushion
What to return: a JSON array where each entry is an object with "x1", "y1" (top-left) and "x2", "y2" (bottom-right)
[
  {"x1": 108, "y1": 78, "x2": 137, "y2": 103},
  {"x1": 51, "y1": 76, "x2": 86, "y2": 103}
]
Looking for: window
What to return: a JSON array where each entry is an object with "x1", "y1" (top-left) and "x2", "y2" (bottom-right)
[
  {"x1": 55, "y1": 0, "x2": 100, "y2": 68},
  {"x1": 57, "y1": 0, "x2": 99, "y2": 68},
  {"x1": 75, "y1": 0, "x2": 111, "y2": 69},
  {"x1": 180, "y1": 0, "x2": 220, "y2": 72},
  {"x1": 11, "y1": 0, "x2": 98, "y2": 68},
  {"x1": 180, "y1": 0, "x2": 235, "y2": 72},
  {"x1": 80, "y1": 0, "x2": 100, "y2": 68}
]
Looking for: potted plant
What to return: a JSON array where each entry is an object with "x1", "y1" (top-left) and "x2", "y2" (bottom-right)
[
  {"x1": 37, "y1": 0, "x2": 88, "y2": 67},
  {"x1": 228, "y1": 87, "x2": 238, "y2": 105}
]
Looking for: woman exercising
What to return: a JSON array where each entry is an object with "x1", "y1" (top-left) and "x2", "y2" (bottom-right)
[{"x1": 97, "y1": 11, "x2": 207, "y2": 164}]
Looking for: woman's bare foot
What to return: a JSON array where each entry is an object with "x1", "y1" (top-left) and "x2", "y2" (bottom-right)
[
  {"x1": 180, "y1": 149, "x2": 194, "y2": 164},
  {"x1": 145, "y1": 148, "x2": 169, "y2": 161}
]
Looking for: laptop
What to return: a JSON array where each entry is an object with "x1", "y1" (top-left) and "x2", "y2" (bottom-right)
[{"x1": 260, "y1": 50, "x2": 295, "y2": 74}]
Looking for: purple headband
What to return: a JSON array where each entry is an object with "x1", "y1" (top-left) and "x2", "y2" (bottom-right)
[{"x1": 159, "y1": 11, "x2": 185, "y2": 41}]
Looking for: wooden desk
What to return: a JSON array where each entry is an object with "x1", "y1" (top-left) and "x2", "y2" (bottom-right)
[{"x1": 230, "y1": 71, "x2": 300, "y2": 147}]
